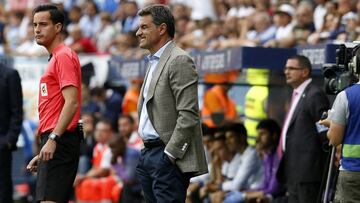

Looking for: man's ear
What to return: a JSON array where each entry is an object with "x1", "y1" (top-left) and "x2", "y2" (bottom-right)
[
  {"x1": 159, "y1": 23, "x2": 167, "y2": 36},
  {"x1": 55, "y1": 23, "x2": 63, "y2": 34}
]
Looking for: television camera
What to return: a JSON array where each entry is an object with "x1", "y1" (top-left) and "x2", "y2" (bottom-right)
[{"x1": 322, "y1": 42, "x2": 360, "y2": 95}]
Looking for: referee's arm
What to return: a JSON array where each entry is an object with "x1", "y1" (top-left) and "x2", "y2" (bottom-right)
[
  {"x1": 39, "y1": 86, "x2": 78, "y2": 161},
  {"x1": 52, "y1": 85, "x2": 79, "y2": 136}
]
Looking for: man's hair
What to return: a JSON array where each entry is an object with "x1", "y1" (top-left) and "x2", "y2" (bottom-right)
[
  {"x1": 223, "y1": 121, "x2": 248, "y2": 146},
  {"x1": 118, "y1": 114, "x2": 135, "y2": 125},
  {"x1": 256, "y1": 119, "x2": 281, "y2": 152},
  {"x1": 138, "y1": 4, "x2": 175, "y2": 38},
  {"x1": 96, "y1": 118, "x2": 113, "y2": 130},
  {"x1": 33, "y1": 4, "x2": 65, "y2": 30},
  {"x1": 289, "y1": 54, "x2": 312, "y2": 75},
  {"x1": 256, "y1": 119, "x2": 281, "y2": 138}
]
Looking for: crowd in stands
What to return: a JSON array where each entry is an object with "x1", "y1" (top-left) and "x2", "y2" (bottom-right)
[
  {"x1": 0, "y1": 0, "x2": 359, "y2": 57},
  {"x1": 7, "y1": 0, "x2": 360, "y2": 202}
]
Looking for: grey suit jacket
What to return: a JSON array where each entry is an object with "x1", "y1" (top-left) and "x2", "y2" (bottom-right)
[{"x1": 137, "y1": 41, "x2": 208, "y2": 176}]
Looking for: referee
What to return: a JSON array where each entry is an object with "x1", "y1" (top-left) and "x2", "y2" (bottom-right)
[{"x1": 27, "y1": 4, "x2": 82, "y2": 203}]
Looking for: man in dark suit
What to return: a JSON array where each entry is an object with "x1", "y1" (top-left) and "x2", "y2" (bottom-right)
[
  {"x1": 277, "y1": 55, "x2": 329, "y2": 203},
  {"x1": 0, "y1": 64, "x2": 23, "y2": 203},
  {"x1": 135, "y1": 4, "x2": 208, "y2": 203}
]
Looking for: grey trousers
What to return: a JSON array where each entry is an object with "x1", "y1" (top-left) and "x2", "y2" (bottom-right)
[{"x1": 334, "y1": 170, "x2": 360, "y2": 203}]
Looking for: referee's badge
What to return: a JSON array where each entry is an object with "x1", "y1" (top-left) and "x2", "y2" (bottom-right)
[{"x1": 41, "y1": 83, "x2": 48, "y2": 96}]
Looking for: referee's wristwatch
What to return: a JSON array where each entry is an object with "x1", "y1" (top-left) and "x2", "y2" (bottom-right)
[{"x1": 49, "y1": 132, "x2": 60, "y2": 142}]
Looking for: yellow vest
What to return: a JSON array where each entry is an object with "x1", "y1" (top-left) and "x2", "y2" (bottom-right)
[{"x1": 244, "y1": 68, "x2": 269, "y2": 146}]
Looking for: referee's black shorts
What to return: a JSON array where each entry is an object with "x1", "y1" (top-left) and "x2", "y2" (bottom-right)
[{"x1": 36, "y1": 131, "x2": 80, "y2": 203}]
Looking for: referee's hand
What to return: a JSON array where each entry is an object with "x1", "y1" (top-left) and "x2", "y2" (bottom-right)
[
  {"x1": 27, "y1": 155, "x2": 39, "y2": 172},
  {"x1": 39, "y1": 139, "x2": 57, "y2": 161}
]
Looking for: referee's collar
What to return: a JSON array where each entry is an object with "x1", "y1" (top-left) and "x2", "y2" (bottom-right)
[
  {"x1": 48, "y1": 54, "x2": 53, "y2": 61},
  {"x1": 49, "y1": 44, "x2": 65, "y2": 60}
]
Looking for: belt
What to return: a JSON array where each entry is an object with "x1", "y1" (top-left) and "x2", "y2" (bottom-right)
[{"x1": 143, "y1": 139, "x2": 164, "y2": 148}]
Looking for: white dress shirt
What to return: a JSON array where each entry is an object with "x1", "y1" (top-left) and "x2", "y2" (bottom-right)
[
  {"x1": 138, "y1": 41, "x2": 175, "y2": 158},
  {"x1": 138, "y1": 41, "x2": 172, "y2": 141}
]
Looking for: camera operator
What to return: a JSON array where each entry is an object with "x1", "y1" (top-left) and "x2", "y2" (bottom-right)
[{"x1": 319, "y1": 75, "x2": 360, "y2": 202}]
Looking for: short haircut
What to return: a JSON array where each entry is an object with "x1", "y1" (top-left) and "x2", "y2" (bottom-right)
[
  {"x1": 289, "y1": 54, "x2": 312, "y2": 75},
  {"x1": 138, "y1": 4, "x2": 175, "y2": 38},
  {"x1": 33, "y1": 4, "x2": 65, "y2": 30},
  {"x1": 224, "y1": 121, "x2": 248, "y2": 146},
  {"x1": 96, "y1": 118, "x2": 113, "y2": 130},
  {"x1": 224, "y1": 122, "x2": 247, "y2": 137},
  {"x1": 256, "y1": 119, "x2": 281, "y2": 151},
  {"x1": 256, "y1": 119, "x2": 281, "y2": 138},
  {"x1": 118, "y1": 114, "x2": 135, "y2": 124}
]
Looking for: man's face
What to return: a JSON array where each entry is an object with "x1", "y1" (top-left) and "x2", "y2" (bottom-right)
[
  {"x1": 118, "y1": 118, "x2": 133, "y2": 139},
  {"x1": 82, "y1": 114, "x2": 94, "y2": 134},
  {"x1": 256, "y1": 128, "x2": 271, "y2": 151},
  {"x1": 284, "y1": 59, "x2": 308, "y2": 88},
  {"x1": 33, "y1": 11, "x2": 60, "y2": 48},
  {"x1": 136, "y1": 15, "x2": 162, "y2": 53},
  {"x1": 212, "y1": 139, "x2": 229, "y2": 161},
  {"x1": 225, "y1": 131, "x2": 238, "y2": 153},
  {"x1": 94, "y1": 122, "x2": 112, "y2": 143}
]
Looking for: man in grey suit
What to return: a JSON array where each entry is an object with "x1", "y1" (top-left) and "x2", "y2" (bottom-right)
[{"x1": 135, "y1": 4, "x2": 208, "y2": 203}]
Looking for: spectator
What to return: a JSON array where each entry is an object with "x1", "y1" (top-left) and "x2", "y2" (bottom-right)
[
  {"x1": 4, "y1": 12, "x2": 23, "y2": 52},
  {"x1": 109, "y1": 32, "x2": 140, "y2": 58},
  {"x1": 81, "y1": 83, "x2": 101, "y2": 117},
  {"x1": 91, "y1": 86, "x2": 123, "y2": 128},
  {"x1": 314, "y1": 0, "x2": 328, "y2": 31},
  {"x1": 67, "y1": 5, "x2": 82, "y2": 33},
  {"x1": 308, "y1": 12, "x2": 341, "y2": 45},
  {"x1": 197, "y1": 131, "x2": 227, "y2": 201},
  {"x1": 14, "y1": 23, "x2": 48, "y2": 56},
  {"x1": 174, "y1": 15, "x2": 190, "y2": 40},
  {"x1": 121, "y1": 1, "x2": 140, "y2": 33},
  {"x1": 291, "y1": 2, "x2": 316, "y2": 46},
  {"x1": 265, "y1": 4, "x2": 295, "y2": 48},
  {"x1": 96, "y1": 12, "x2": 116, "y2": 53},
  {"x1": 68, "y1": 24, "x2": 98, "y2": 53},
  {"x1": 224, "y1": 119, "x2": 282, "y2": 203},
  {"x1": 79, "y1": 0, "x2": 101, "y2": 39},
  {"x1": 245, "y1": 11, "x2": 277, "y2": 46},
  {"x1": 337, "y1": 12, "x2": 359, "y2": 42},
  {"x1": 78, "y1": 112, "x2": 96, "y2": 175},
  {"x1": 117, "y1": 114, "x2": 142, "y2": 150},
  {"x1": 170, "y1": 3, "x2": 190, "y2": 20},
  {"x1": 52, "y1": 0, "x2": 71, "y2": 27},
  {"x1": 75, "y1": 119, "x2": 114, "y2": 202},
  {"x1": 108, "y1": 134, "x2": 142, "y2": 202},
  {"x1": 94, "y1": 0, "x2": 119, "y2": 14},
  {"x1": 205, "y1": 122, "x2": 264, "y2": 203}
]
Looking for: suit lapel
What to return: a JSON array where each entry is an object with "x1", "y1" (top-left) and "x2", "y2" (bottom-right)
[{"x1": 144, "y1": 42, "x2": 175, "y2": 104}]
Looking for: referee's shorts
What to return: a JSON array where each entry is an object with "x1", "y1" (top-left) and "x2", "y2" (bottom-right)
[{"x1": 36, "y1": 131, "x2": 80, "y2": 203}]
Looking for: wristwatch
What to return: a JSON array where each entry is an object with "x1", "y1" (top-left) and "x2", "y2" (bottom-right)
[{"x1": 49, "y1": 132, "x2": 60, "y2": 142}]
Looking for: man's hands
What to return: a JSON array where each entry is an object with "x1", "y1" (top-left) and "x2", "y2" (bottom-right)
[
  {"x1": 39, "y1": 139, "x2": 57, "y2": 161},
  {"x1": 27, "y1": 155, "x2": 39, "y2": 172},
  {"x1": 27, "y1": 139, "x2": 57, "y2": 172}
]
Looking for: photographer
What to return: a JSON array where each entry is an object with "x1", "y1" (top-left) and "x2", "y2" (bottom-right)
[{"x1": 319, "y1": 76, "x2": 360, "y2": 202}]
